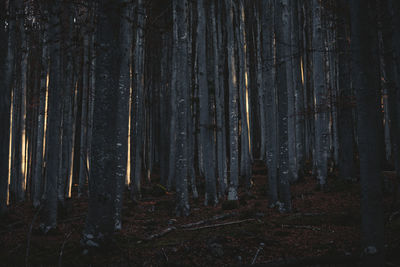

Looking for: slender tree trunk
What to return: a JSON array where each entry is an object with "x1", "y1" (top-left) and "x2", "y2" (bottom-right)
[
  {"x1": 0, "y1": 0, "x2": 14, "y2": 214},
  {"x1": 32, "y1": 16, "x2": 48, "y2": 208},
  {"x1": 275, "y1": 0, "x2": 292, "y2": 212},
  {"x1": 312, "y1": 0, "x2": 328, "y2": 187},
  {"x1": 225, "y1": 0, "x2": 239, "y2": 201},
  {"x1": 337, "y1": 0, "x2": 355, "y2": 181},
  {"x1": 261, "y1": 0, "x2": 279, "y2": 206},
  {"x1": 174, "y1": 0, "x2": 190, "y2": 216},
  {"x1": 350, "y1": 1, "x2": 385, "y2": 265},
  {"x1": 131, "y1": 0, "x2": 145, "y2": 201}
]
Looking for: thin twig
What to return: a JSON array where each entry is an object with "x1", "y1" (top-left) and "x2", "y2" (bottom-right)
[
  {"x1": 145, "y1": 226, "x2": 177, "y2": 240},
  {"x1": 281, "y1": 224, "x2": 321, "y2": 231},
  {"x1": 181, "y1": 213, "x2": 237, "y2": 228},
  {"x1": 183, "y1": 219, "x2": 255, "y2": 231},
  {"x1": 58, "y1": 230, "x2": 73, "y2": 267},
  {"x1": 251, "y1": 243, "x2": 265, "y2": 265}
]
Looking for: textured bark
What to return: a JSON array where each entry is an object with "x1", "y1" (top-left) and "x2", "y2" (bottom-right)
[
  {"x1": 41, "y1": 0, "x2": 63, "y2": 232},
  {"x1": 350, "y1": 1, "x2": 385, "y2": 265},
  {"x1": 292, "y1": 0, "x2": 305, "y2": 178},
  {"x1": 337, "y1": 0, "x2": 355, "y2": 181},
  {"x1": 225, "y1": 0, "x2": 239, "y2": 201},
  {"x1": 312, "y1": 0, "x2": 328, "y2": 187},
  {"x1": 197, "y1": 0, "x2": 217, "y2": 206},
  {"x1": 83, "y1": 0, "x2": 122, "y2": 246},
  {"x1": 131, "y1": 0, "x2": 145, "y2": 201},
  {"x1": 211, "y1": 0, "x2": 227, "y2": 198},
  {"x1": 32, "y1": 15, "x2": 48, "y2": 208},
  {"x1": 116, "y1": 0, "x2": 134, "y2": 230},
  {"x1": 237, "y1": 0, "x2": 252, "y2": 189},
  {"x1": 275, "y1": 0, "x2": 292, "y2": 212},
  {"x1": 78, "y1": 31, "x2": 90, "y2": 197},
  {"x1": 174, "y1": 0, "x2": 190, "y2": 216},
  {"x1": 261, "y1": 0, "x2": 278, "y2": 206}
]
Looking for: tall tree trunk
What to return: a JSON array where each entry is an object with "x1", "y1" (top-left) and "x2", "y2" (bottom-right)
[
  {"x1": 131, "y1": 0, "x2": 145, "y2": 201},
  {"x1": 83, "y1": 0, "x2": 122, "y2": 246},
  {"x1": 225, "y1": 0, "x2": 239, "y2": 201},
  {"x1": 197, "y1": 0, "x2": 217, "y2": 206},
  {"x1": 174, "y1": 0, "x2": 190, "y2": 216},
  {"x1": 261, "y1": 0, "x2": 279, "y2": 206},
  {"x1": 0, "y1": 0, "x2": 15, "y2": 214},
  {"x1": 337, "y1": 0, "x2": 355, "y2": 181},
  {"x1": 32, "y1": 15, "x2": 48, "y2": 208},
  {"x1": 275, "y1": 0, "x2": 292, "y2": 212},
  {"x1": 116, "y1": 0, "x2": 133, "y2": 230},
  {"x1": 41, "y1": 0, "x2": 63, "y2": 232},
  {"x1": 350, "y1": 1, "x2": 385, "y2": 265},
  {"x1": 312, "y1": 0, "x2": 328, "y2": 187}
]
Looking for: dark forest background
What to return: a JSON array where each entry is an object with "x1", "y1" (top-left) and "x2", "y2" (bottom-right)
[{"x1": 1, "y1": 0, "x2": 400, "y2": 266}]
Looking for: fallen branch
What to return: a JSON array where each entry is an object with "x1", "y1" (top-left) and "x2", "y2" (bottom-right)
[
  {"x1": 183, "y1": 219, "x2": 255, "y2": 231},
  {"x1": 251, "y1": 243, "x2": 265, "y2": 265},
  {"x1": 181, "y1": 213, "x2": 237, "y2": 228},
  {"x1": 281, "y1": 224, "x2": 321, "y2": 231},
  {"x1": 145, "y1": 226, "x2": 177, "y2": 240}
]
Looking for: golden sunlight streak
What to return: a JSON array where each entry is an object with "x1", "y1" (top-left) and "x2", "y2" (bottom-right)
[{"x1": 7, "y1": 90, "x2": 14, "y2": 205}]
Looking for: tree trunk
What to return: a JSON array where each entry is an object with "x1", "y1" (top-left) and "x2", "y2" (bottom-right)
[
  {"x1": 83, "y1": 0, "x2": 122, "y2": 246},
  {"x1": 312, "y1": 0, "x2": 328, "y2": 187},
  {"x1": 350, "y1": 1, "x2": 385, "y2": 265},
  {"x1": 41, "y1": 0, "x2": 63, "y2": 232},
  {"x1": 0, "y1": 0, "x2": 14, "y2": 214},
  {"x1": 174, "y1": 0, "x2": 190, "y2": 216},
  {"x1": 275, "y1": 0, "x2": 292, "y2": 212},
  {"x1": 337, "y1": 0, "x2": 355, "y2": 181}
]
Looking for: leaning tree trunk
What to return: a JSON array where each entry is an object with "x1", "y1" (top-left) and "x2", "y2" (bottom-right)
[
  {"x1": 275, "y1": 0, "x2": 292, "y2": 212},
  {"x1": 83, "y1": 0, "x2": 122, "y2": 246},
  {"x1": 350, "y1": 1, "x2": 385, "y2": 266},
  {"x1": 41, "y1": 0, "x2": 63, "y2": 232}
]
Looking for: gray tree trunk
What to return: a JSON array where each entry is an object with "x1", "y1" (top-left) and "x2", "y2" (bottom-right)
[
  {"x1": 225, "y1": 0, "x2": 239, "y2": 201},
  {"x1": 261, "y1": 0, "x2": 279, "y2": 206},
  {"x1": 275, "y1": 0, "x2": 292, "y2": 212},
  {"x1": 197, "y1": 0, "x2": 217, "y2": 206},
  {"x1": 337, "y1": 0, "x2": 355, "y2": 181},
  {"x1": 41, "y1": 0, "x2": 63, "y2": 232},
  {"x1": 312, "y1": 0, "x2": 328, "y2": 187},
  {"x1": 0, "y1": 0, "x2": 15, "y2": 214},
  {"x1": 350, "y1": 1, "x2": 385, "y2": 265},
  {"x1": 174, "y1": 0, "x2": 190, "y2": 216},
  {"x1": 115, "y1": 0, "x2": 134, "y2": 230},
  {"x1": 83, "y1": 0, "x2": 122, "y2": 246}
]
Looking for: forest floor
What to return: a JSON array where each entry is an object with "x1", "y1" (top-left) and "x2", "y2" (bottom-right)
[{"x1": 1, "y1": 161, "x2": 400, "y2": 267}]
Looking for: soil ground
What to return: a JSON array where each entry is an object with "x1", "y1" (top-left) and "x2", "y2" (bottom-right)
[{"x1": 1, "y1": 161, "x2": 399, "y2": 266}]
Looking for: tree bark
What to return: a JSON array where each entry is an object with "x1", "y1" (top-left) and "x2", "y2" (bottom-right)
[{"x1": 350, "y1": 1, "x2": 385, "y2": 265}]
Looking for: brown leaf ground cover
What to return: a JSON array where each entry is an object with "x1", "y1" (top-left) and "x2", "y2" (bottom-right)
[{"x1": 1, "y1": 161, "x2": 399, "y2": 266}]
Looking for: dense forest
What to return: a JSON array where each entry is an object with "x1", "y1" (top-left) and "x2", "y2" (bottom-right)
[{"x1": 1, "y1": 0, "x2": 400, "y2": 266}]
